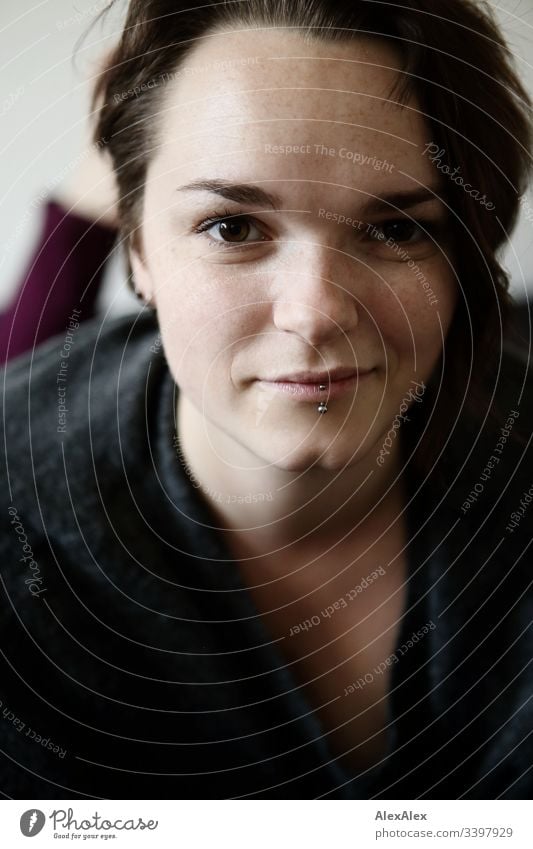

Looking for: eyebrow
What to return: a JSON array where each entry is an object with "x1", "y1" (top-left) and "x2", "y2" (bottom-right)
[
  {"x1": 360, "y1": 187, "x2": 444, "y2": 215},
  {"x1": 176, "y1": 180, "x2": 444, "y2": 215},
  {"x1": 176, "y1": 180, "x2": 282, "y2": 209}
]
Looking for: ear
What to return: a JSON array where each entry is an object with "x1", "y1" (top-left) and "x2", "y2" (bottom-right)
[{"x1": 129, "y1": 242, "x2": 155, "y2": 306}]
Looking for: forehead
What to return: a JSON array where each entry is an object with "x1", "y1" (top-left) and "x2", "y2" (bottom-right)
[{"x1": 150, "y1": 29, "x2": 436, "y2": 196}]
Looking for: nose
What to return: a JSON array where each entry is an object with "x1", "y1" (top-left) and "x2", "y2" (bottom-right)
[{"x1": 271, "y1": 245, "x2": 359, "y2": 346}]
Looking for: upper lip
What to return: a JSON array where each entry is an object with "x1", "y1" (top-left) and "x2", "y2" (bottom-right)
[{"x1": 265, "y1": 367, "x2": 370, "y2": 383}]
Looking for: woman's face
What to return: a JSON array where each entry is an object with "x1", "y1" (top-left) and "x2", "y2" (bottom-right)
[{"x1": 131, "y1": 30, "x2": 457, "y2": 472}]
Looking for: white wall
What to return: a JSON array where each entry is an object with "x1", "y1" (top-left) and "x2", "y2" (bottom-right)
[
  {"x1": 0, "y1": 0, "x2": 136, "y2": 314},
  {"x1": 1, "y1": 0, "x2": 533, "y2": 309},
  {"x1": 494, "y1": 0, "x2": 533, "y2": 298}
]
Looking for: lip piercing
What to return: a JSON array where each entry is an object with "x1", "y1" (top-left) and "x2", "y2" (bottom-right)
[{"x1": 318, "y1": 383, "x2": 328, "y2": 414}]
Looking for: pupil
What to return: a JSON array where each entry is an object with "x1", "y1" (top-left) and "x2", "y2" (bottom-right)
[
  {"x1": 385, "y1": 221, "x2": 414, "y2": 241},
  {"x1": 220, "y1": 218, "x2": 250, "y2": 241}
]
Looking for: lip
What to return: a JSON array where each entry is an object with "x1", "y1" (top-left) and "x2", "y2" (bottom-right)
[
  {"x1": 268, "y1": 367, "x2": 360, "y2": 383},
  {"x1": 259, "y1": 368, "x2": 375, "y2": 401}
]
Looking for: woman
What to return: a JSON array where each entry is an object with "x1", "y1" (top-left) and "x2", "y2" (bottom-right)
[{"x1": 1, "y1": 0, "x2": 532, "y2": 799}]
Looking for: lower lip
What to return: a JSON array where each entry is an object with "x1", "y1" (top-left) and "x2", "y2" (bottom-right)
[{"x1": 259, "y1": 372, "x2": 373, "y2": 400}]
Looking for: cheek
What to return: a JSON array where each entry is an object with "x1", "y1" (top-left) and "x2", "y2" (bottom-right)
[
  {"x1": 367, "y1": 262, "x2": 456, "y2": 362},
  {"x1": 153, "y1": 262, "x2": 260, "y2": 391}
]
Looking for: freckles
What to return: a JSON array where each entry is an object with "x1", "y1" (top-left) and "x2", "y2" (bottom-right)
[
  {"x1": 364, "y1": 285, "x2": 412, "y2": 338},
  {"x1": 366, "y1": 282, "x2": 442, "y2": 357},
  {"x1": 400, "y1": 295, "x2": 442, "y2": 344},
  {"x1": 189, "y1": 269, "x2": 262, "y2": 322}
]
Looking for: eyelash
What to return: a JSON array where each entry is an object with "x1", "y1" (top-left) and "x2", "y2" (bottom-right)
[
  {"x1": 192, "y1": 208, "x2": 268, "y2": 241},
  {"x1": 366, "y1": 219, "x2": 441, "y2": 244},
  {"x1": 192, "y1": 209, "x2": 441, "y2": 249}
]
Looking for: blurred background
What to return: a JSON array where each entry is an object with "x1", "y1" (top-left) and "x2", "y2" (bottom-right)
[{"x1": 1, "y1": 0, "x2": 532, "y2": 321}]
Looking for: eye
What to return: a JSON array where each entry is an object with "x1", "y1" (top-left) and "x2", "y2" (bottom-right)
[
  {"x1": 367, "y1": 218, "x2": 427, "y2": 243},
  {"x1": 196, "y1": 214, "x2": 268, "y2": 244},
  {"x1": 367, "y1": 219, "x2": 427, "y2": 244}
]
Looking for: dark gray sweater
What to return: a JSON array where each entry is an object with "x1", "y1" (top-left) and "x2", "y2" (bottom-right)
[{"x1": 1, "y1": 313, "x2": 532, "y2": 799}]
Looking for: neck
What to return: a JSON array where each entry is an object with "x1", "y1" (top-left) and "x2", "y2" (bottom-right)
[{"x1": 176, "y1": 393, "x2": 405, "y2": 553}]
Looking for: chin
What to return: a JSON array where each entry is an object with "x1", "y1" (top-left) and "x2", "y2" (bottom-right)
[{"x1": 255, "y1": 432, "x2": 371, "y2": 474}]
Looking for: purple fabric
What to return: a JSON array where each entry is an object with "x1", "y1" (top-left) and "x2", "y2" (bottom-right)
[{"x1": 0, "y1": 200, "x2": 117, "y2": 364}]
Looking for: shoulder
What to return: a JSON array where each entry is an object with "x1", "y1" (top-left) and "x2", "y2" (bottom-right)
[
  {"x1": 0, "y1": 312, "x2": 164, "y2": 551},
  {"x1": 429, "y1": 344, "x2": 533, "y2": 615},
  {"x1": 471, "y1": 344, "x2": 533, "y2": 505},
  {"x1": 0, "y1": 310, "x2": 191, "y2": 671},
  {"x1": 436, "y1": 342, "x2": 533, "y2": 511},
  {"x1": 2, "y1": 309, "x2": 160, "y2": 421},
  {"x1": 408, "y1": 343, "x2": 533, "y2": 606}
]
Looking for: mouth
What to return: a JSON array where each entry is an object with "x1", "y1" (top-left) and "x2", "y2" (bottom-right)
[{"x1": 258, "y1": 368, "x2": 375, "y2": 401}]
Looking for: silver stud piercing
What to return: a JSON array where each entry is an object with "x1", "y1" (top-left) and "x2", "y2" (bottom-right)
[{"x1": 318, "y1": 384, "x2": 328, "y2": 414}]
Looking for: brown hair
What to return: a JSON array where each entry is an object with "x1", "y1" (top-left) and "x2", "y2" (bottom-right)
[{"x1": 92, "y1": 0, "x2": 532, "y2": 479}]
